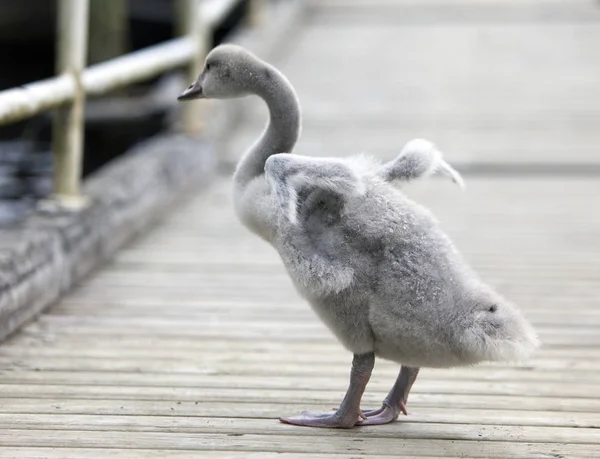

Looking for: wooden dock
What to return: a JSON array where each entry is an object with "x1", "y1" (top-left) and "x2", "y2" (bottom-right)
[{"x1": 1, "y1": 1, "x2": 600, "y2": 457}]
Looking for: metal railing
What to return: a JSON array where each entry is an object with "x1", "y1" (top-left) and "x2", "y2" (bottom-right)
[{"x1": 0, "y1": 0, "x2": 258, "y2": 209}]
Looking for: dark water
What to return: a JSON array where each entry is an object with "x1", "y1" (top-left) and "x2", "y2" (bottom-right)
[{"x1": 0, "y1": 141, "x2": 51, "y2": 224}]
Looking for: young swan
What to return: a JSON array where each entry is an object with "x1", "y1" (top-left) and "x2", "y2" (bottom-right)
[{"x1": 178, "y1": 44, "x2": 539, "y2": 429}]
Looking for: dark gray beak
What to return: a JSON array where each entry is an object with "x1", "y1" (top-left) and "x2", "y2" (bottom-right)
[{"x1": 177, "y1": 81, "x2": 204, "y2": 101}]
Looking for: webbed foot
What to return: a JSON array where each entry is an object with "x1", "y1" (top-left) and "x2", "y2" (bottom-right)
[
  {"x1": 356, "y1": 365, "x2": 420, "y2": 427},
  {"x1": 280, "y1": 410, "x2": 362, "y2": 428},
  {"x1": 356, "y1": 401, "x2": 406, "y2": 426},
  {"x1": 279, "y1": 352, "x2": 375, "y2": 429}
]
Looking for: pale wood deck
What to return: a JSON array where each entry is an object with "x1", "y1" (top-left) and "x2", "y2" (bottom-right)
[{"x1": 1, "y1": 1, "x2": 600, "y2": 458}]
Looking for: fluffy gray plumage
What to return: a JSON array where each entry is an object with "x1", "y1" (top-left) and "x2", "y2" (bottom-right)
[{"x1": 178, "y1": 44, "x2": 539, "y2": 428}]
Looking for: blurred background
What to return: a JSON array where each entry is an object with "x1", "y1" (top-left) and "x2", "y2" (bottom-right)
[
  {"x1": 0, "y1": 0, "x2": 253, "y2": 224},
  {"x1": 223, "y1": 0, "x2": 600, "y2": 168},
  {"x1": 3, "y1": 0, "x2": 598, "y2": 226}
]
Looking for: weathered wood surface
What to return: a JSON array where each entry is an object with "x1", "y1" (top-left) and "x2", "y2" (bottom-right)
[
  {"x1": 2, "y1": 177, "x2": 600, "y2": 458},
  {"x1": 1, "y1": 0, "x2": 600, "y2": 457},
  {"x1": 0, "y1": 134, "x2": 215, "y2": 343}
]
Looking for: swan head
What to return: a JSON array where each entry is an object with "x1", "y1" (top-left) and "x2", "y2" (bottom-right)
[{"x1": 178, "y1": 44, "x2": 262, "y2": 101}]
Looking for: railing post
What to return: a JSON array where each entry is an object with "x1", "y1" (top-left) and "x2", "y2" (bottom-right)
[
  {"x1": 249, "y1": 0, "x2": 267, "y2": 28},
  {"x1": 177, "y1": 0, "x2": 209, "y2": 135},
  {"x1": 51, "y1": 0, "x2": 90, "y2": 209},
  {"x1": 89, "y1": 0, "x2": 129, "y2": 65}
]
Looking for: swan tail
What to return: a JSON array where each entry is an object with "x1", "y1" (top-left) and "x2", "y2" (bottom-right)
[{"x1": 461, "y1": 293, "x2": 540, "y2": 365}]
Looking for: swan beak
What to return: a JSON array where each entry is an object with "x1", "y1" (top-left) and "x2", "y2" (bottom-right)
[{"x1": 177, "y1": 81, "x2": 204, "y2": 101}]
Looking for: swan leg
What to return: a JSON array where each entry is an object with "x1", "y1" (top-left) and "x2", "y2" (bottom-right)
[
  {"x1": 279, "y1": 352, "x2": 374, "y2": 428},
  {"x1": 357, "y1": 365, "x2": 420, "y2": 426}
]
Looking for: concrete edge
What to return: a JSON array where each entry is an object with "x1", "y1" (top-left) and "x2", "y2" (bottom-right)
[{"x1": 0, "y1": 134, "x2": 216, "y2": 342}]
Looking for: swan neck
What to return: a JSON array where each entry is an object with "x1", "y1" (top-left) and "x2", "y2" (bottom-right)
[{"x1": 233, "y1": 66, "x2": 300, "y2": 189}]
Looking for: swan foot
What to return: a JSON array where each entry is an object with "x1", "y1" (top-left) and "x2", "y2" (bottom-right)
[
  {"x1": 280, "y1": 352, "x2": 375, "y2": 429},
  {"x1": 362, "y1": 400, "x2": 407, "y2": 418},
  {"x1": 357, "y1": 365, "x2": 420, "y2": 426},
  {"x1": 356, "y1": 401, "x2": 406, "y2": 426},
  {"x1": 280, "y1": 410, "x2": 361, "y2": 428}
]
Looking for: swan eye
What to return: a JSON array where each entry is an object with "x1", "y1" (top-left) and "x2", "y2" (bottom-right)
[
  {"x1": 488, "y1": 305, "x2": 497, "y2": 313},
  {"x1": 205, "y1": 63, "x2": 211, "y2": 71}
]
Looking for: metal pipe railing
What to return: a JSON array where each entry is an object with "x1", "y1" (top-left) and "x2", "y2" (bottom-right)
[
  {"x1": 0, "y1": 0, "x2": 257, "y2": 209},
  {"x1": 51, "y1": 0, "x2": 90, "y2": 208},
  {"x1": 0, "y1": 38, "x2": 196, "y2": 126}
]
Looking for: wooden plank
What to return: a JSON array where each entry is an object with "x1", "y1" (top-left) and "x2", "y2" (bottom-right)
[
  {"x1": 30, "y1": 305, "x2": 600, "y2": 330},
  {"x1": 21, "y1": 315, "x2": 600, "y2": 337},
  {"x1": 0, "y1": 414, "x2": 597, "y2": 444},
  {"x1": 1, "y1": 368, "x2": 599, "y2": 393},
  {"x1": 0, "y1": 385, "x2": 597, "y2": 413},
  {"x1": 1, "y1": 339, "x2": 597, "y2": 362},
  {"x1": 7, "y1": 333, "x2": 598, "y2": 357},
  {"x1": 1, "y1": 361, "x2": 600, "y2": 389},
  {"x1": 0, "y1": 430, "x2": 597, "y2": 457},
  {"x1": 2, "y1": 343, "x2": 600, "y2": 367},
  {"x1": 0, "y1": 450, "x2": 464, "y2": 459},
  {"x1": 0, "y1": 399, "x2": 597, "y2": 429},
  {"x1": 17, "y1": 322, "x2": 600, "y2": 349},
  {"x1": 76, "y1": 270, "x2": 600, "y2": 285},
  {"x1": 42, "y1": 309, "x2": 600, "y2": 329}
]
